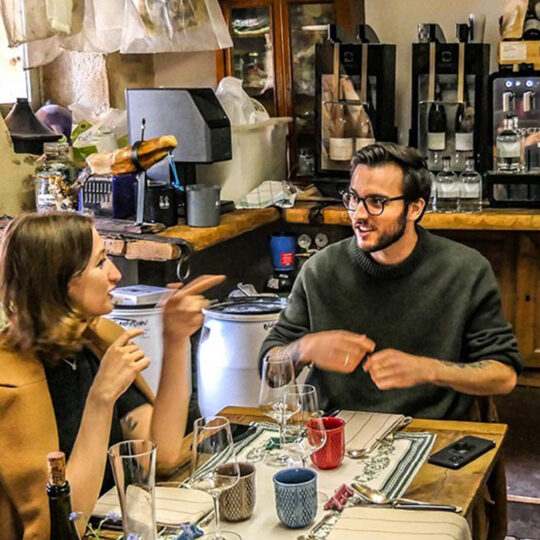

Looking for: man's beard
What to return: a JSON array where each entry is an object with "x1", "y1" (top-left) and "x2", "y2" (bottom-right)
[{"x1": 362, "y1": 207, "x2": 408, "y2": 253}]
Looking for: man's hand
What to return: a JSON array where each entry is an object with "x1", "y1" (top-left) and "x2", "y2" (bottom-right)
[
  {"x1": 300, "y1": 330, "x2": 376, "y2": 374},
  {"x1": 363, "y1": 349, "x2": 435, "y2": 390}
]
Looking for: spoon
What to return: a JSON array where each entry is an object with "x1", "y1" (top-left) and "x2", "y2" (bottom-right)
[
  {"x1": 352, "y1": 483, "x2": 461, "y2": 513},
  {"x1": 296, "y1": 511, "x2": 336, "y2": 540}
]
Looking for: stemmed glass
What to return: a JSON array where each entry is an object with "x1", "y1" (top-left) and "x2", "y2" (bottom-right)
[
  {"x1": 189, "y1": 416, "x2": 241, "y2": 540},
  {"x1": 258, "y1": 352, "x2": 298, "y2": 467},
  {"x1": 284, "y1": 384, "x2": 327, "y2": 468}
]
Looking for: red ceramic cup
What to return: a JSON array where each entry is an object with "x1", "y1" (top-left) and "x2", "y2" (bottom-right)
[{"x1": 307, "y1": 416, "x2": 345, "y2": 470}]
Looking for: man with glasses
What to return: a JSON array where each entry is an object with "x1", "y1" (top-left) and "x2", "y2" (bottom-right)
[{"x1": 260, "y1": 143, "x2": 522, "y2": 419}]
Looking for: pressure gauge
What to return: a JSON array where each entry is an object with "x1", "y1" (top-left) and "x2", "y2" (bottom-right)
[
  {"x1": 297, "y1": 234, "x2": 312, "y2": 250},
  {"x1": 314, "y1": 233, "x2": 329, "y2": 249}
]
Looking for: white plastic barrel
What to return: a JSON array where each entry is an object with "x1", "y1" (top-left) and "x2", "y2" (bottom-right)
[
  {"x1": 197, "y1": 296, "x2": 286, "y2": 417},
  {"x1": 106, "y1": 305, "x2": 191, "y2": 396}
]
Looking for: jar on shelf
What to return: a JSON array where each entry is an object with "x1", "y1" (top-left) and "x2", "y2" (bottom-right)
[{"x1": 34, "y1": 142, "x2": 79, "y2": 213}]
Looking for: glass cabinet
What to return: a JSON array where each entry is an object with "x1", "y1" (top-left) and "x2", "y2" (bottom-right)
[{"x1": 218, "y1": 0, "x2": 363, "y2": 180}]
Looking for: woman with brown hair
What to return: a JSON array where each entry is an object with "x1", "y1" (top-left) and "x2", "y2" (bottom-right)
[{"x1": 0, "y1": 212, "x2": 224, "y2": 539}]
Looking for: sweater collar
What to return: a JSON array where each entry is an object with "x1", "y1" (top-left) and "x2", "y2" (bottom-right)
[{"x1": 349, "y1": 225, "x2": 428, "y2": 279}]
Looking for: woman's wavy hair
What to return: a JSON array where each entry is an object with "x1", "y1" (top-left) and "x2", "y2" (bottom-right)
[{"x1": 0, "y1": 212, "x2": 95, "y2": 366}]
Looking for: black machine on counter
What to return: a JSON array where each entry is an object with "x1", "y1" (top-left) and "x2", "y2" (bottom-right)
[
  {"x1": 409, "y1": 23, "x2": 491, "y2": 175},
  {"x1": 485, "y1": 70, "x2": 540, "y2": 207},
  {"x1": 126, "y1": 88, "x2": 233, "y2": 225},
  {"x1": 313, "y1": 24, "x2": 397, "y2": 197}
]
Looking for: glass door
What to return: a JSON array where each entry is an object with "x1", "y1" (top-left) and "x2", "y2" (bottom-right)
[
  {"x1": 228, "y1": 5, "x2": 277, "y2": 117},
  {"x1": 287, "y1": 2, "x2": 334, "y2": 177}
]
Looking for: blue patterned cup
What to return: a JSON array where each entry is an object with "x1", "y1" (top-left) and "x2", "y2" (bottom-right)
[{"x1": 273, "y1": 468, "x2": 317, "y2": 528}]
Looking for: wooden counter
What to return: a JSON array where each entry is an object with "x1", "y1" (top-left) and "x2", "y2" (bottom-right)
[
  {"x1": 157, "y1": 207, "x2": 280, "y2": 252},
  {"x1": 283, "y1": 203, "x2": 540, "y2": 231},
  {"x1": 97, "y1": 208, "x2": 280, "y2": 262},
  {"x1": 94, "y1": 204, "x2": 539, "y2": 368}
]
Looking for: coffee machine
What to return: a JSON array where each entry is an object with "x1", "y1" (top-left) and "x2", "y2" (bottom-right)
[
  {"x1": 409, "y1": 23, "x2": 490, "y2": 174},
  {"x1": 313, "y1": 24, "x2": 397, "y2": 197},
  {"x1": 126, "y1": 88, "x2": 232, "y2": 223},
  {"x1": 485, "y1": 70, "x2": 540, "y2": 207}
]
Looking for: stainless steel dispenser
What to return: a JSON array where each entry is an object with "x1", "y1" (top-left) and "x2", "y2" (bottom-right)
[
  {"x1": 486, "y1": 71, "x2": 540, "y2": 207},
  {"x1": 126, "y1": 88, "x2": 232, "y2": 221}
]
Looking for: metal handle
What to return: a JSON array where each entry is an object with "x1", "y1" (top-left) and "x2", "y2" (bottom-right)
[
  {"x1": 502, "y1": 91, "x2": 515, "y2": 112},
  {"x1": 523, "y1": 91, "x2": 536, "y2": 112},
  {"x1": 394, "y1": 501, "x2": 461, "y2": 513},
  {"x1": 310, "y1": 511, "x2": 336, "y2": 534}
]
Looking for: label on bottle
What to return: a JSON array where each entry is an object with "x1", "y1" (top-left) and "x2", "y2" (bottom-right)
[
  {"x1": 497, "y1": 141, "x2": 520, "y2": 158},
  {"x1": 455, "y1": 132, "x2": 473, "y2": 152},
  {"x1": 499, "y1": 42, "x2": 527, "y2": 62},
  {"x1": 36, "y1": 193, "x2": 56, "y2": 213},
  {"x1": 461, "y1": 182, "x2": 481, "y2": 198},
  {"x1": 427, "y1": 132, "x2": 446, "y2": 151},
  {"x1": 329, "y1": 138, "x2": 354, "y2": 161},
  {"x1": 355, "y1": 137, "x2": 376, "y2": 151},
  {"x1": 437, "y1": 183, "x2": 459, "y2": 198}
]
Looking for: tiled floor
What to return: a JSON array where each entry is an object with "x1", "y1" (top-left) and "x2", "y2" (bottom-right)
[{"x1": 496, "y1": 385, "x2": 540, "y2": 540}]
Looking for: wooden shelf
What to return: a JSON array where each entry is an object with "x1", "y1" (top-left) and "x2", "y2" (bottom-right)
[
  {"x1": 95, "y1": 208, "x2": 280, "y2": 262},
  {"x1": 157, "y1": 207, "x2": 280, "y2": 251},
  {"x1": 283, "y1": 203, "x2": 540, "y2": 231}
]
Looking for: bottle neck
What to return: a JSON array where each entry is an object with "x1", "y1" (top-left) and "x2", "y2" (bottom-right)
[
  {"x1": 464, "y1": 159, "x2": 475, "y2": 171},
  {"x1": 48, "y1": 482, "x2": 80, "y2": 540},
  {"x1": 442, "y1": 159, "x2": 452, "y2": 172},
  {"x1": 503, "y1": 117, "x2": 515, "y2": 131}
]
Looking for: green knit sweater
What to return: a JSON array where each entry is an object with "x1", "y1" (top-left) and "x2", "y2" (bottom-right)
[{"x1": 260, "y1": 226, "x2": 523, "y2": 420}]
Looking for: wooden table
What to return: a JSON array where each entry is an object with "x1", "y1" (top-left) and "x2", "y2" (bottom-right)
[
  {"x1": 97, "y1": 406, "x2": 506, "y2": 539},
  {"x1": 218, "y1": 407, "x2": 507, "y2": 520}
]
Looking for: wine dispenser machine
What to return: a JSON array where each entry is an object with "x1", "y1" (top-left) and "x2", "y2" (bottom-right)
[
  {"x1": 313, "y1": 24, "x2": 397, "y2": 196},
  {"x1": 485, "y1": 70, "x2": 540, "y2": 208},
  {"x1": 409, "y1": 34, "x2": 490, "y2": 174}
]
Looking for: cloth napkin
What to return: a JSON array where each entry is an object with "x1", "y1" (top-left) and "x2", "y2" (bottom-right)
[
  {"x1": 236, "y1": 181, "x2": 296, "y2": 209},
  {"x1": 338, "y1": 410, "x2": 411, "y2": 451},
  {"x1": 93, "y1": 486, "x2": 213, "y2": 526},
  {"x1": 326, "y1": 507, "x2": 472, "y2": 540}
]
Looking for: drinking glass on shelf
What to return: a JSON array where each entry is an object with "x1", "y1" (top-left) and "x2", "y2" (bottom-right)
[
  {"x1": 189, "y1": 416, "x2": 241, "y2": 540},
  {"x1": 258, "y1": 352, "x2": 297, "y2": 466},
  {"x1": 285, "y1": 384, "x2": 327, "y2": 468}
]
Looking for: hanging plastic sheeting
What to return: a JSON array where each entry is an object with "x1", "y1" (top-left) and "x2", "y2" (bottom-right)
[
  {"x1": 24, "y1": 0, "x2": 125, "y2": 68},
  {"x1": 64, "y1": 0, "x2": 123, "y2": 53},
  {"x1": 120, "y1": 0, "x2": 232, "y2": 53},
  {"x1": 25, "y1": 35, "x2": 62, "y2": 68},
  {"x1": 5, "y1": 0, "x2": 232, "y2": 67},
  {"x1": 0, "y1": 0, "x2": 84, "y2": 46}
]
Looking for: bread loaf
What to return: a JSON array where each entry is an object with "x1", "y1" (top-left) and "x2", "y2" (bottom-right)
[{"x1": 86, "y1": 135, "x2": 178, "y2": 175}]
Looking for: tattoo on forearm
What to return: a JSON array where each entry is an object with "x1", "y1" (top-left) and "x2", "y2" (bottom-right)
[
  {"x1": 121, "y1": 415, "x2": 139, "y2": 433},
  {"x1": 439, "y1": 360, "x2": 494, "y2": 370}
]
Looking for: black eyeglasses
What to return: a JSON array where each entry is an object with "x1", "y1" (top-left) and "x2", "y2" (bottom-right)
[{"x1": 341, "y1": 189, "x2": 407, "y2": 216}]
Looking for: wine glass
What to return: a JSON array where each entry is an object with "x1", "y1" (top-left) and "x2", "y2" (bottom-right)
[
  {"x1": 284, "y1": 384, "x2": 327, "y2": 468},
  {"x1": 258, "y1": 352, "x2": 297, "y2": 467},
  {"x1": 189, "y1": 416, "x2": 241, "y2": 540}
]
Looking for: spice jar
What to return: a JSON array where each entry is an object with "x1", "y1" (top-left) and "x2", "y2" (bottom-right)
[{"x1": 34, "y1": 142, "x2": 79, "y2": 213}]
